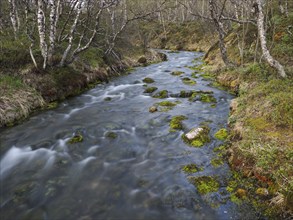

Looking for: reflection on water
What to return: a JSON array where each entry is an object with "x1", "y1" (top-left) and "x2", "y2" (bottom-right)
[{"x1": 0, "y1": 51, "x2": 259, "y2": 220}]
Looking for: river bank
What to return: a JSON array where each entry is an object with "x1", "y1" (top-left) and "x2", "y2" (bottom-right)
[{"x1": 0, "y1": 49, "x2": 167, "y2": 128}]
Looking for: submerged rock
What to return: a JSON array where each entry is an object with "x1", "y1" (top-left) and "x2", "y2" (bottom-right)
[
  {"x1": 182, "y1": 77, "x2": 196, "y2": 85},
  {"x1": 142, "y1": 77, "x2": 155, "y2": 83},
  {"x1": 182, "y1": 164, "x2": 201, "y2": 174},
  {"x1": 171, "y1": 71, "x2": 184, "y2": 76},
  {"x1": 104, "y1": 97, "x2": 112, "y2": 101},
  {"x1": 105, "y1": 132, "x2": 118, "y2": 139},
  {"x1": 170, "y1": 115, "x2": 187, "y2": 130},
  {"x1": 152, "y1": 90, "x2": 168, "y2": 99},
  {"x1": 149, "y1": 106, "x2": 158, "y2": 113},
  {"x1": 182, "y1": 126, "x2": 210, "y2": 147},
  {"x1": 214, "y1": 128, "x2": 228, "y2": 140},
  {"x1": 144, "y1": 87, "x2": 158, "y2": 93},
  {"x1": 200, "y1": 94, "x2": 217, "y2": 103},
  {"x1": 67, "y1": 133, "x2": 83, "y2": 144},
  {"x1": 188, "y1": 176, "x2": 220, "y2": 195}
]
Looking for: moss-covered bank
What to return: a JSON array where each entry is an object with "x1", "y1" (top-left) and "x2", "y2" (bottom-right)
[{"x1": 0, "y1": 48, "x2": 166, "y2": 128}]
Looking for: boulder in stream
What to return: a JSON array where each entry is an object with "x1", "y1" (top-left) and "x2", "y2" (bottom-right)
[{"x1": 182, "y1": 126, "x2": 210, "y2": 147}]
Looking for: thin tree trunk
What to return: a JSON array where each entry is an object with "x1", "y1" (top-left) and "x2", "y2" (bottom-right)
[
  {"x1": 255, "y1": 0, "x2": 286, "y2": 77},
  {"x1": 209, "y1": 0, "x2": 231, "y2": 66},
  {"x1": 37, "y1": 0, "x2": 48, "y2": 69},
  {"x1": 48, "y1": 0, "x2": 60, "y2": 65},
  {"x1": 8, "y1": 0, "x2": 19, "y2": 37},
  {"x1": 59, "y1": 0, "x2": 82, "y2": 67}
]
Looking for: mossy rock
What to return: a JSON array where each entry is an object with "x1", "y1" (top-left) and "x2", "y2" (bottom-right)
[
  {"x1": 170, "y1": 90, "x2": 197, "y2": 98},
  {"x1": 188, "y1": 176, "x2": 220, "y2": 195},
  {"x1": 47, "y1": 101, "x2": 58, "y2": 110},
  {"x1": 200, "y1": 94, "x2": 217, "y2": 103},
  {"x1": 170, "y1": 115, "x2": 188, "y2": 130},
  {"x1": 182, "y1": 164, "x2": 201, "y2": 174},
  {"x1": 106, "y1": 132, "x2": 118, "y2": 139},
  {"x1": 67, "y1": 134, "x2": 83, "y2": 144},
  {"x1": 144, "y1": 87, "x2": 158, "y2": 93},
  {"x1": 214, "y1": 128, "x2": 228, "y2": 140},
  {"x1": 171, "y1": 71, "x2": 184, "y2": 76},
  {"x1": 104, "y1": 97, "x2": 112, "y2": 101},
  {"x1": 182, "y1": 126, "x2": 210, "y2": 147},
  {"x1": 191, "y1": 72, "x2": 199, "y2": 78},
  {"x1": 158, "y1": 101, "x2": 177, "y2": 107},
  {"x1": 211, "y1": 158, "x2": 224, "y2": 168},
  {"x1": 213, "y1": 145, "x2": 226, "y2": 152},
  {"x1": 142, "y1": 77, "x2": 155, "y2": 83},
  {"x1": 182, "y1": 77, "x2": 196, "y2": 85},
  {"x1": 152, "y1": 90, "x2": 168, "y2": 99}
]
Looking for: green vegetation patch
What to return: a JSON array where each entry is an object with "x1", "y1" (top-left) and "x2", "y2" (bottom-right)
[
  {"x1": 152, "y1": 90, "x2": 169, "y2": 99},
  {"x1": 170, "y1": 115, "x2": 188, "y2": 130},
  {"x1": 158, "y1": 101, "x2": 177, "y2": 107},
  {"x1": 182, "y1": 164, "x2": 201, "y2": 174},
  {"x1": 142, "y1": 77, "x2": 155, "y2": 83},
  {"x1": 171, "y1": 71, "x2": 184, "y2": 76},
  {"x1": 191, "y1": 72, "x2": 200, "y2": 78},
  {"x1": 67, "y1": 134, "x2": 83, "y2": 144},
  {"x1": 182, "y1": 77, "x2": 196, "y2": 85},
  {"x1": 214, "y1": 128, "x2": 228, "y2": 140},
  {"x1": 211, "y1": 157, "x2": 224, "y2": 168},
  {"x1": 182, "y1": 126, "x2": 210, "y2": 147},
  {"x1": 200, "y1": 94, "x2": 217, "y2": 103},
  {"x1": 144, "y1": 87, "x2": 158, "y2": 93},
  {"x1": 189, "y1": 176, "x2": 220, "y2": 194}
]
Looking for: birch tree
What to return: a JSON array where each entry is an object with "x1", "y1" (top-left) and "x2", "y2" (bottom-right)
[
  {"x1": 254, "y1": 0, "x2": 286, "y2": 77},
  {"x1": 37, "y1": 0, "x2": 48, "y2": 69}
]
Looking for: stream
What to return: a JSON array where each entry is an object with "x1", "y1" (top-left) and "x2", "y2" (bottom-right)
[{"x1": 0, "y1": 51, "x2": 262, "y2": 220}]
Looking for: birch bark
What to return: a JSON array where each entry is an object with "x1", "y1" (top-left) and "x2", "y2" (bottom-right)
[
  {"x1": 37, "y1": 0, "x2": 48, "y2": 69},
  {"x1": 255, "y1": 0, "x2": 286, "y2": 78}
]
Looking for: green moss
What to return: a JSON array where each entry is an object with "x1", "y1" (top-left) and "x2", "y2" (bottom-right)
[
  {"x1": 158, "y1": 101, "x2": 177, "y2": 107},
  {"x1": 214, "y1": 128, "x2": 228, "y2": 140},
  {"x1": 230, "y1": 193, "x2": 242, "y2": 204},
  {"x1": 189, "y1": 176, "x2": 220, "y2": 194},
  {"x1": 226, "y1": 180, "x2": 238, "y2": 193},
  {"x1": 152, "y1": 90, "x2": 168, "y2": 99},
  {"x1": 211, "y1": 158, "x2": 224, "y2": 168},
  {"x1": 179, "y1": 90, "x2": 197, "y2": 98},
  {"x1": 142, "y1": 77, "x2": 155, "y2": 83},
  {"x1": 210, "y1": 104, "x2": 217, "y2": 108},
  {"x1": 170, "y1": 115, "x2": 188, "y2": 130},
  {"x1": 182, "y1": 77, "x2": 196, "y2": 85},
  {"x1": 213, "y1": 145, "x2": 226, "y2": 152},
  {"x1": 191, "y1": 72, "x2": 199, "y2": 78},
  {"x1": 106, "y1": 132, "x2": 117, "y2": 139},
  {"x1": 144, "y1": 87, "x2": 158, "y2": 93},
  {"x1": 171, "y1": 71, "x2": 184, "y2": 76},
  {"x1": 182, "y1": 126, "x2": 210, "y2": 147},
  {"x1": 67, "y1": 134, "x2": 83, "y2": 144},
  {"x1": 201, "y1": 72, "x2": 215, "y2": 80},
  {"x1": 182, "y1": 164, "x2": 201, "y2": 173},
  {"x1": 200, "y1": 94, "x2": 217, "y2": 103},
  {"x1": 246, "y1": 117, "x2": 270, "y2": 131},
  {"x1": 46, "y1": 101, "x2": 58, "y2": 109}
]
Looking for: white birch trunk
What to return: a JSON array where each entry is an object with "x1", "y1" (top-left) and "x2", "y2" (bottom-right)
[
  {"x1": 256, "y1": 0, "x2": 286, "y2": 78},
  {"x1": 48, "y1": 0, "x2": 60, "y2": 65},
  {"x1": 59, "y1": 0, "x2": 82, "y2": 67},
  {"x1": 37, "y1": 0, "x2": 48, "y2": 69},
  {"x1": 8, "y1": 0, "x2": 19, "y2": 36}
]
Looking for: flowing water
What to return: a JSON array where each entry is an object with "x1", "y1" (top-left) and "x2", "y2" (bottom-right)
[{"x1": 0, "y1": 51, "x2": 261, "y2": 220}]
